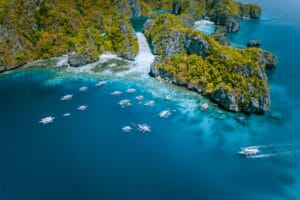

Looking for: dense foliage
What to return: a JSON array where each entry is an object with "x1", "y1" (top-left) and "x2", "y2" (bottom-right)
[
  {"x1": 146, "y1": 14, "x2": 276, "y2": 112},
  {"x1": 0, "y1": 0, "x2": 138, "y2": 68},
  {"x1": 0, "y1": 0, "x2": 262, "y2": 69}
]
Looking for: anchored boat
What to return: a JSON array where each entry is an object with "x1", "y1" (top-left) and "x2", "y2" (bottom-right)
[
  {"x1": 39, "y1": 116, "x2": 55, "y2": 124},
  {"x1": 60, "y1": 94, "x2": 73, "y2": 101}
]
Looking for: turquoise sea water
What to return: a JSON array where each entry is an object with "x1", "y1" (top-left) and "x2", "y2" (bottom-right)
[{"x1": 1, "y1": 1, "x2": 300, "y2": 199}]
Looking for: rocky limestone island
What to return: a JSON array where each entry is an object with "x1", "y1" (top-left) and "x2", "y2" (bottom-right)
[
  {"x1": 0, "y1": 0, "x2": 277, "y2": 115},
  {"x1": 145, "y1": 14, "x2": 277, "y2": 114}
]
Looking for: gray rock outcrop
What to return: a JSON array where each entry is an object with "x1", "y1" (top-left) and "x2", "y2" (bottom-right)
[
  {"x1": 128, "y1": 0, "x2": 141, "y2": 17},
  {"x1": 247, "y1": 40, "x2": 261, "y2": 47},
  {"x1": 143, "y1": 18, "x2": 210, "y2": 57},
  {"x1": 172, "y1": 0, "x2": 182, "y2": 15},
  {"x1": 68, "y1": 51, "x2": 99, "y2": 67}
]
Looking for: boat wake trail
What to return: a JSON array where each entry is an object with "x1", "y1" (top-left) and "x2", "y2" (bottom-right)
[{"x1": 240, "y1": 144, "x2": 300, "y2": 159}]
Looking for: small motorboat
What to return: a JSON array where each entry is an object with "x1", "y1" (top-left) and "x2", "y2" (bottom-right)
[
  {"x1": 96, "y1": 81, "x2": 107, "y2": 86},
  {"x1": 238, "y1": 146, "x2": 260, "y2": 155},
  {"x1": 144, "y1": 100, "x2": 155, "y2": 106},
  {"x1": 126, "y1": 88, "x2": 136, "y2": 93},
  {"x1": 122, "y1": 126, "x2": 132, "y2": 133},
  {"x1": 164, "y1": 95, "x2": 171, "y2": 101},
  {"x1": 137, "y1": 124, "x2": 151, "y2": 133},
  {"x1": 60, "y1": 94, "x2": 73, "y2": 101},
  {"x1": 200, "y1": 103, "x2": 209, "y2": 111},
  {"x1": 111, "y1": 91, "x2": 123, "y2": 96},
  {"x1": 39, "y1": 116, "x2": 55, "y2": 124},
  {"x1": 77, "y1": 105, "x2": 88, "y2": 111},
  {"x1": 119, "y1": 99, "x2": 132, "y2": 108},
  {"x1": 159, "y1": 110, "x2": 171, "y2": 118},
  {"x1": 63, "y1": 113, "x2": 71, "y2": 117},
  {"x1": 135, "y1": 95, "x2": 144, "y2": 101},
  {"x1": 79, "y1": 86, "x2": 88, "y2": 92}
]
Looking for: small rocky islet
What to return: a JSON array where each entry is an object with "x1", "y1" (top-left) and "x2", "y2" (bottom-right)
[{"x1": 0, "y1": 0, "x2": 277, "y2": 115}]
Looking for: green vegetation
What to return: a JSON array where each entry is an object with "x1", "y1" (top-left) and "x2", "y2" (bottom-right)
[
  {"x1": 141, "y1": 0, "x2": 173, "y2": 14},
  {"x1": 0, "y1": 0, "x2": 262, "y2": 68},
  {"x1": 0, "y1": 0, "x2": 138, "y2": 68},
  {"x1": 147, "y1": 14, "x2": 271, "y2": 107}
]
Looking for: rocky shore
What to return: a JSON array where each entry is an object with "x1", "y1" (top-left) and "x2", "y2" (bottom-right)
[
  {"x1": 146, "y1": 14, "x2": 277, "y2": 114},
  {"x1": 0, "y1": 0, "x2": 279, "y2": 115}
]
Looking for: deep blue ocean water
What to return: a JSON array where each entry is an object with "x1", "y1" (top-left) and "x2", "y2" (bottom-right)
[{"x1": 0, "y1": 1, "x2": 300, "y2": 199}]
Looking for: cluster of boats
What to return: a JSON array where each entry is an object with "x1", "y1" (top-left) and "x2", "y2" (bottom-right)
[
  {"x1": 111, "y1": 87, "x2": 173, "y2": 120},
  {"x1": 39, "y1": 80, "x2": 173, "y2": 131},
  {"x1": 122, "y1": 123, "x2": 151, "y2": 133},
  {"x1": 39, "y1": 80, "x2": 107, "y2": 125},
  {"x1": 109, "y1": 87, "x2": 174, "y2": 133},
  {"x1": 39, "y1": 116, "x2": 55, "y2": 124}
]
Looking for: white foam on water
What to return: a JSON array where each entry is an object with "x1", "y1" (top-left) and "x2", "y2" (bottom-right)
[
  {"x1": 55, "y1": 55, "x2": 69, "y2": 67},
  {"x1": 30, "y1": 33, "x2": 211, "y2": 117},
  {"x1": 193, "y1": 20, "x2": 216, "y2": 35},
  {"x1": 99, "y1": 53, "x2": 119, "y2": 62},
  {"x1": 115, "y1": 33, "x2": 154, "y2": 77}
]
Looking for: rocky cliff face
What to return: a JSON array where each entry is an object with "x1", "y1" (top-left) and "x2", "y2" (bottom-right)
[
  {"x1": 144, "y1": 16, "x2": 210, "y2": 57},
  {"x1": 0, "y1": 0, "x2": 38, "y2": 69},
  {"x1": 172, "y1": 0, "x2": 182, "y2": 15},
  {"x1": 145, "y1": 15, "x2": 277, "y2": 114},
  {"x1": 239, "y1": 4, "x2": 262, "y2": 19},
  {"x1": 0, "y1": 0, "x2": 139, "y2": 70},
  {"x1": 0, "y1": 0, "x2": 264, "y2": 70},
  {"x1": 117, "y1": 21, "x2": 138, "y2": 60},
  {"x1": 129, "y1": 0, "x2": 141, "y2": 17},
  {"x1": 211, "y1": 26, "x2": 230, "y2": 46},
  {"x1": 117, "y1": 0, "x2": 141, "y2": 18},
  {"x1": 210, "y1": 87, "x2": 270, "y2": 114},
  {"x1": 211, "y1": 11, "x2": 240, "y2": 32},
  {"x1": 208, "y1": 0, "x2": 262, "y2": 33}
]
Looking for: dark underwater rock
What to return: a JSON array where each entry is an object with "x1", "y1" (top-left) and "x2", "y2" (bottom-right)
[{"x1": 247, "y1": 40, "x2": 261, "y2": 47}]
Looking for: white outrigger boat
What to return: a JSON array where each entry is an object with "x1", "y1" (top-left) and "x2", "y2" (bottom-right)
[
  {"x1": 165, "y1": 95, "x2": 171, "y2": 101},
  {"x1": 111, "y1": 91, "x2": 123, "y2": 96},
  {"x1": 200, "y1": 102, "x2": 209, "y2": 111},
  {"x1": 77, "y1": 105, "x2": 88, "y2": 111},
  {"x1": 119, "y1": 99, "x2": 132, "y2": 108},
  {"x1": 135, "y1": 95, "x2": 144, "y2": 101},
  {"x1": 137, "y1": 124, "x2": 151, "y2": 133},
  {"x1": 126, "y1": 88, "x2": 136, "y2": 93},
  {"x1": 159, "y1": 110, "x2": 171, "y2": 118},
  {"x1": 39, "y1": 116, "x2": 55, "y2": 124},
  {"x1": 96, "y1": 81, "x2": 106, "y2": 86},
  {"x1": 238, "y1": 146, "x2": 260, "y2": 155},
  {"x1": 144, "y1": 100, "x2": 155, "y2": 106},
  {"x1": 122, "y1": 126, "x2": 132, "y2": 133},
  {"x1": 79, "y1": 86, "x2": 88, "y2": 92},
  {"x1": 60, "y1": 94, "x2": 73, "y2": 101},
  {"x1": 63, "y1": 113, "x2": 71, "y2": 117}
]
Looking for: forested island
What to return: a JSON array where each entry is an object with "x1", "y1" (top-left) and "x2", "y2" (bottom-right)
[{"x1": 0, "y1": 0, "x2": 277, "y2": 114}]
